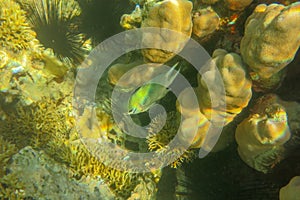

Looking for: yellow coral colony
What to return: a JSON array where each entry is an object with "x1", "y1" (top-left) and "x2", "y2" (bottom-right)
[
  {"x1": 192, "y1": 7, "x2": 220, "y2": 38},
  {"x1": 0, "y1": 0, "x2": 39, "y2": 52},
  {"x1": 240, "y1": 2, "x2": 300, "y2": 91},
  {"x1": 141, "y1": 0, "x2": 193, "y2": 63},
  {"x1": 280, "y1": 176, "x2": 300, "y2": 200},
  {"x1": 235, "y1": 94, "x2": 291, "y2": 173},
  {"x1": 177, "y1": 49, "x2": 252, "y2": 148}
]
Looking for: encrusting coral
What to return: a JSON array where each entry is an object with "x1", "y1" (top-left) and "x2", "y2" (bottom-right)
[
  {"x1": 240, "y1": 2, "x2": 300, "y2": 92},
  {"x1": 235, "y1": 94, "x2": 292, "y2": 173}
]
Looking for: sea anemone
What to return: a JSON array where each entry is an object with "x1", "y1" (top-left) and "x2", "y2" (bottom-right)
[{"x1": 17, "y1": 0, "x2": 90, "y2": 66}]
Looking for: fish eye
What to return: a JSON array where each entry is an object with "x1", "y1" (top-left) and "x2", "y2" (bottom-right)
[{"x1": 128, "y1": 108, "x2": 137, "y2": 115}]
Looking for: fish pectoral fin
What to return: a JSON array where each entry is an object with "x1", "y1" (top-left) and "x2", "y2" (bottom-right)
[
  {"x1": 128, "y1": 107, "x2": 138, "y2": 115},
  {"x1": 166, "y1": 63, "x2": 180, "y2": 83}
]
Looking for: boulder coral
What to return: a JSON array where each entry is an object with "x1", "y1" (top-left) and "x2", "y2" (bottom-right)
[
  {"x1": 196, "y1": 49, "x2": 252, "y2": 124},
  {"x1": 240, "y1": 2, "x2": 300, "y2": 91},
  {"x1": 177, "y1": 49, "x2": 252, "y2": 148},
  {"x1": 279, "y1": 176, "x2": 300, "y2": 200},
  {"x1": 141, "y1": 0, "x2": 193, "y2": 63},
  {"x1": 235, "y1": 94, "x2": 292, "y2": 173},
  {"x1": 192, "y1": 7, "x2": 220, "y2": 38}
]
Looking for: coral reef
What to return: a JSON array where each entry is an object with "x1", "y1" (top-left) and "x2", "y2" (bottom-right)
[
  {"x1": 120, "y1": 4, "x2": 142, "y2": 29},
  {"x1": 108, "y1": 59, "x2": 150, "y2": 89},
  {"x1": 141, "y1": 0, "x2": 193, "y2": 63},
  {"x1": 0, "y1": 137, "x2": 17, "y2": 178},
  {"x1": 176, "y1": 49, "x2": 252, "y2": 148},
  {"x1": 197, "y1": 49, "x2": 252, "y2": 123},
  {"x1": 0, "y1": 137, "x2": 23, "y2": 199},
  {"x1": 1, "y1": 146, "x2": 115, "y2": 199},
  {"x1": 240, "y1": 2, "x2": 300, "y2": 91},
  {"x1": 0, "y1": 0, "x2": 39, "y2": 52},
  {"x1": 0, "y1": 45, "x2": 74, "y2": 105},
  {"x1": 127, "y1": 176, "x2": 157, "y2": 200},
  {"x1": 192, "y1": 7, "x2": 220, "y2": 38},
  {"x1": 279, "y1": 176, "x2": 300, "y2": 200},
  {"x1": 147, "y1": 112, "x2": 196, "y2": 168},
  {"x1": 0, "y1": 96, "x2": 73, "y2": 149},
  {"x1": 0, "y1": 0, "x2": 300, "y2": 199},
  {"x1": 235, "y1": 94, "x2": 292, "y2": 173}
]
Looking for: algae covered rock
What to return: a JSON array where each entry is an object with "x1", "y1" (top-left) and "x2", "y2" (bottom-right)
[{"x1": 2, "y1": 146, "x2": 115, "y2": 200}]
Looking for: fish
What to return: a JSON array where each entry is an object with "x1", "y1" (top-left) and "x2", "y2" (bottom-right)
[{"x1": 128, "y1": 62, "x2": 180, "y2": 114}]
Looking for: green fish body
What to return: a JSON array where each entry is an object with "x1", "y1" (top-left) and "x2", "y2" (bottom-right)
[{"x1": 128, "y1": 62, "x2": 180, "y2": 114}]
